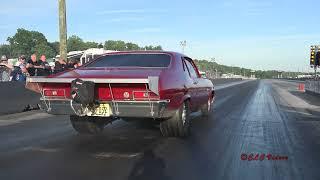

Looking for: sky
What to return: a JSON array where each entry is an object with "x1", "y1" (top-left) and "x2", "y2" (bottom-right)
[{"x1": 0, "y1": 0, "x2": 320, "y2": 72}]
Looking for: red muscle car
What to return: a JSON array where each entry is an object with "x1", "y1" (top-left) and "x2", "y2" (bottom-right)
[{"x1": 26, "y1": 51, "x2": 215, "y2": 137}]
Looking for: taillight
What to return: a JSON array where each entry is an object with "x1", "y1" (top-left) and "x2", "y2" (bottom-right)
[
  {"x1": 42, "y1": 83, "x2": 71, "y2": 98},
  {"x1": 44, "y1": 89, "x2": 65, "y2": 97},
  {"x1": 133, "y1": 91, "x2": 158, "y2": 99},
  {"x1": 95, "y1": 84, "x2": 160, "y2": 101}
]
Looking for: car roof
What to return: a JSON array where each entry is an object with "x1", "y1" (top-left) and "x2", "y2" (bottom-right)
[{"x1": 100, "y1": 50, "x2": 186, "y2": 58}]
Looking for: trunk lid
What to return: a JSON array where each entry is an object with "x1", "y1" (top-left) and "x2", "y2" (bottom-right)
[
  {"x1": 27, "y1": 68, "x2": 164, "y2": 101},
  {"x1": 53, "y1": 67, "x2": 164, "y2": 79}
]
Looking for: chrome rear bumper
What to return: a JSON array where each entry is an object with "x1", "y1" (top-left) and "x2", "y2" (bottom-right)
[{"x1": 39, "y1": 99, "x2": 173, "y2": 118}]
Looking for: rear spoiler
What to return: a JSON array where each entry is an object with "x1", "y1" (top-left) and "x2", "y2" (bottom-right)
[{"x1": 26, "y1": 76, "x2": 160, "y2": 95}]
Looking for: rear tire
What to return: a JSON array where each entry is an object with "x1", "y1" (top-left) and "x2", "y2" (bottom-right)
[
  {"x1": 201, "y1": 97, "x2": 212, "y2": 117},
  {"x1": 70, "y1": 115, "x2": 105, "y2": 134},
  {"x1": 160, "y1": 101, "x2": 191, "y2": 137}
]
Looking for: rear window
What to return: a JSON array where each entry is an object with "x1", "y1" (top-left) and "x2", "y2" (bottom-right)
[{"x1": 86, "y1": 54, "x2": 171, "y2": 68}]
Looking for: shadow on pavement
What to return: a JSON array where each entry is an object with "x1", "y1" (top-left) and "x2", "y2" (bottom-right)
[
  {"x1": 289, "y1": 91, "x2": 320, "y2": 107},
  {"x1": 278, "y1": 104, "x2": 320, "y2": 180},
  {"x1": 128, "y1": 149, "x2": 171, "y2": 180}
]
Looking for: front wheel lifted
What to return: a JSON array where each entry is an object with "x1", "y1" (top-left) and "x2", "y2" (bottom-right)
[
  {"x1": 160, "y1": 101, "x2": 191, "y2": 137},
  {"x1": 70, "y1": 115, "x2": 107, "y2": 134}
]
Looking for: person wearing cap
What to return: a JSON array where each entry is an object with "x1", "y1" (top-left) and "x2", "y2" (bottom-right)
[
  {"x1": 0, "y1": 55, "x2": 13, "y2": 69},
  {"x1": 0, "y1": 55, "x2": 13, "y2": 82},
  {"x1": 11, "y1": 63, "x2": 29, "y2": 82}
]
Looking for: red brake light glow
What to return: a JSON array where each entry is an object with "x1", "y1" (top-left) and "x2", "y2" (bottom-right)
[
  {"x1": 133, "y1": 91, "x2": 158, "y2": 99},
  {"x1": 44, "y1": 89, "x2": 65, "y2": 97}
]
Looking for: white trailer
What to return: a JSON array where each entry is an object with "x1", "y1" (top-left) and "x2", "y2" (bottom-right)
[{"x1": 55, "y1": 48, "x2": 117, "y2": 65}]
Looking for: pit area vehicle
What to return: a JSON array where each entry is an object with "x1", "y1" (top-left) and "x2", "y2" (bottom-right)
[
  {"x1": 26, "y1": 51, "x2": 215, "y2": 137},
  {"x1": 55, "y1": 48, "x2": 117, "y2": 65}
]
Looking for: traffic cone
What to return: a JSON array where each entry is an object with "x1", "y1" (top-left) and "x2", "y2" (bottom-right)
[{"x1": 298, "y1": 83, "x2": 305, "y2": 92}]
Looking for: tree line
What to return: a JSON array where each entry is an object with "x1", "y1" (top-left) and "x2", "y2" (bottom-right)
[
  {"x1": 0, "y1": 28, "x2": 163, "y2": 59},
  {"x1": 194, "y1": 60, "x2": 303, "y2": 79},
  {"x1": 194, "y1": 59, "x2": 253, "y2": 77},
  {"x1": 0, "y1": 29, "x2": 302, "y2": 79}
]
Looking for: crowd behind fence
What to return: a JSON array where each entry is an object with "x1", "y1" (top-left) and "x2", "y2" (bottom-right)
[{"x1": 0, "y1": 54, "x2": 81, "y2": 82}]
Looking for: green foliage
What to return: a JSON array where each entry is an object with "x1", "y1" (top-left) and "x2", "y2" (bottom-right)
[
  {"x1": 67, "y1": 35, "x2": 87, "y2": 52},
  {"x1": 33, "y1": 43, "x2": 56, "y2": 58},
  {"x1": 6, "y1": 28, "x2": 53, "y2": 57},
  {"x1": 253, "y1": 70, "x2": 302, "y2": 79},
  {"x1": 98, "y1": 43, "x2": 104, "y2": 48},
  {"x1": 85, "y1": 41, "x2": 99, "y2": 49},
  {"x1": 194, "y1": 59, "x2": 300, "y2": 79},
  {"x1": 67, "y1": 35, "x2": 102, "y2": 52},
  {"x1": 2, "y1": 28, "x2": 163, "y2": 59},
  {"x1": 1, "y1": 28, "x2": 301, "y2": 79},
  {"x1": 104, "y1": 40, "x2": 162, "y2": 51},
  {"x1": 0, "y1": 44, "x2": 12, "y2": 58},
  {"x1": 154, "y1": 45, "x2": 163, "y2": 50},
  {"x1": 49, "y1": 41, "x2": 60, "y2": 55},
  {"x1": 125, "y1": 42, "x2": 141, "y2": 50},
  {"x1": 144, "y1": 45, "x2": 162, "y2": 50},
  {"x1": 194, "y1": 59, "x2": 252, "y2": 77},
  {"x1": 104, "y1": 40, "x2": 127, "y2": 51}
]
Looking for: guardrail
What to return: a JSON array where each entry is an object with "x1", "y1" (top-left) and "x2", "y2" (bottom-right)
[
  {"x1": 305, "y1": 80, "x2": 320, "y2": 95},
  {"x1": 283, "y1": 78, "x2": 313, "y2": 81}
]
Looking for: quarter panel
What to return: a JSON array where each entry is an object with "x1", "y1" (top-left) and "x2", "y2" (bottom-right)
[{"x1": 159, "y1": 54, "x2": 188, "y2": 110}]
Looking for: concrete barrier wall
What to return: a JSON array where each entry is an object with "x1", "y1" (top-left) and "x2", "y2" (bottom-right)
[
  {"x1": 284, "y1": 78, "x2": 312, "y2": 81},
  {"x1": 0, "y1": 82, "x2": 40, "y2": 115},
  {"x1": 305, "y1": 80, "x2": 320, "y2": 95},
  {"x1": 0, "y1": 78, "x2": 243, "y2": 115}
]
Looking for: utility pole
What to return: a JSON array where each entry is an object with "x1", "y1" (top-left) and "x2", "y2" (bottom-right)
[
  {"x1": 180, "y1": 40, "x2": 186, "y2": 54},
  {"x1": 59, "y1": 0, "x2": 67, "y2": 61},
  {"x1": 210, "y1": 57, "x2": 216, "y2": 78}
]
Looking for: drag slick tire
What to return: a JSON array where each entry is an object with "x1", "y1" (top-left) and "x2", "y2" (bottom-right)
[
  {"x1": 160, "y1": 101, "x2": 191, "y2": 137},
  {"x1": 70, "y1": 115, "x2": 106, "y2": 134},
  {"x1": 201, "y1": 97, "x2": 212, "y2": 117}
]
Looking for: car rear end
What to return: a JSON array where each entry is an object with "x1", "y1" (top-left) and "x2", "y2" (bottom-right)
[{"x1": 26, "y1": 52, "x2": 174, "y2": 119}]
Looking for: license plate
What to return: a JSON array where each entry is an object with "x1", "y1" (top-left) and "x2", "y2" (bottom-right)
[{"x1": 91, "y1": 104, "x2": 111, "y2": 117}]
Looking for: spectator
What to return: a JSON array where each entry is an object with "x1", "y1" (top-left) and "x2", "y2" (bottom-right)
[
  {"x1": 37, "y1": 55, "x2": 51, "y2": 76},
  {"x1": 75, "y1": 60, "x2": 82, "y2": 68},
  {"x1": 67, "y1": 59, "x2": 78, "y2": 69},
  {"x1": 54, "y1": 58, "x2": 67, "y2": 74},
  {"x1": 0, "y1": 55, "x2": 13, "y2": 69},
  {"x1": 26, "y1": 54, "x2": 42, "y2": 76},
  {"x1": 11, "y1": 64, "x2": 29, "y2": 82},
  {"x1": 15, "y1": 55, "x2": 27, "y2": 67},
  {"x1": 0, "y1": 55, "x2": 13, "y2": 82}
]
